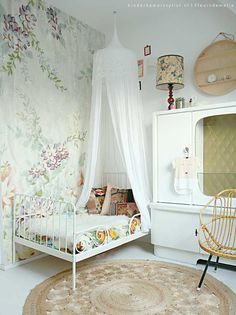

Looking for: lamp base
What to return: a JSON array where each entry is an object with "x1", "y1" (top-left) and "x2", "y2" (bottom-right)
[{"x1": 167, "y1": 83, "x2": 175, "y2": 110}]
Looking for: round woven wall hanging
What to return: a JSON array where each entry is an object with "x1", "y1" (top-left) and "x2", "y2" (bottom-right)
[{"x1": 194, "y1": 39, "x2": 236, "y2": 96}]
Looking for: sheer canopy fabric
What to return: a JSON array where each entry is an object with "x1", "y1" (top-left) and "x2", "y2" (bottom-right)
[{"x1": 77, "y1": 31, "x2": 151, "y2": 231}]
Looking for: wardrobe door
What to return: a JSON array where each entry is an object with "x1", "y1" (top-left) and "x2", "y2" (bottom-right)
[
  {"x1": 193, "y1": 108, "x2": 236, "y2": 206},
  {"x1": 153, "y1": 112, "x2": 192, "y2": 204}
]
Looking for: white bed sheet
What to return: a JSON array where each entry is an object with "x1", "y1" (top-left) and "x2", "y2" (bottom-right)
[{"x1": 18, "y1": 214, "x2": 131, "y2": 251}]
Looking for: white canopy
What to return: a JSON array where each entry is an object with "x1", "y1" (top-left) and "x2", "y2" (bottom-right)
[{"x1": 77, "y1": 19, "x2": 151, "y2": 231}]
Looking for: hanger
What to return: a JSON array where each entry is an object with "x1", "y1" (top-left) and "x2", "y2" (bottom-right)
[{"x1": 184, "y1": 147, "x2": 189, "y2": 159}]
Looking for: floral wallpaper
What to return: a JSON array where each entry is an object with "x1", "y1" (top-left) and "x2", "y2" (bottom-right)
[{"x1": 0, "y1": 0, "x2": 105, "y2": 265}]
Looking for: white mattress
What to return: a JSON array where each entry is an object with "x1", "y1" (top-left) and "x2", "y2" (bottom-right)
[
  {"x1": 22, "y1": 213, "x2": 129, "y2": 235},
  {"x1": 18, "y1": 214, "x2": 130, "y2": 251}
]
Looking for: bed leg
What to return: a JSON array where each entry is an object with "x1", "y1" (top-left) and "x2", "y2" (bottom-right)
[
  {"x1": 12, "y1": 240, "x2": 16, "y2": 264},
  {"x1": 72, "y1": 260, "x2": 76, "y2": 291}
]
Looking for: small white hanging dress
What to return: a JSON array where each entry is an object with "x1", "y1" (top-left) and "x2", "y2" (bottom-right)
[{"x1": 172, "y1": 157, "x2": 201, "y2": 195}]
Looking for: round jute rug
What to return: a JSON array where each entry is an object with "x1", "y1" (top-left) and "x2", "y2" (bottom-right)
[{"x1": 23, "y1": 260, "x2": 236, "y2": 315}]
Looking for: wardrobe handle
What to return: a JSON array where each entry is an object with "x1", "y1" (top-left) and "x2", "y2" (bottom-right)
[{"x1": 195, "y1": 229, "x2": 198, "y2": 237}]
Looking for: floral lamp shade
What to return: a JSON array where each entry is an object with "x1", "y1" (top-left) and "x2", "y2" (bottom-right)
[{"x1": 156, "y1": 55, "x2": 184, "y2": 90}]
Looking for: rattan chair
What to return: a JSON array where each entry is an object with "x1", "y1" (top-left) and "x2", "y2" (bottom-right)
[{"x1": 197, "y1": 189, "x2": 236, "y2": 290}]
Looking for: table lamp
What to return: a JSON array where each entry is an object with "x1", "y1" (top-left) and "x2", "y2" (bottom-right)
[{"x1": 156, "y1": 55, "x2": 184, "y2": 110}]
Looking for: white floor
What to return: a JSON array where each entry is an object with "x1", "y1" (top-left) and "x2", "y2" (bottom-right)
[{"x1": 0, "y1": 242, "x2": 235, "y2": 315}]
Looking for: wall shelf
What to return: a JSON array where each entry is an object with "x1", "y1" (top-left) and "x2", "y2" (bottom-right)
[
  {"x1": 199, "y1": 78, "x2": 236, "y2": 88},
  {"x1": 194, "y1": 39, "x2": 236, "y2": 96}
]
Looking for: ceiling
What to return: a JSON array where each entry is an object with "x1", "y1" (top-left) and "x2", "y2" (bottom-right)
[{"x1": 47, "y1": 0, "x2": 236, "y2": 36}]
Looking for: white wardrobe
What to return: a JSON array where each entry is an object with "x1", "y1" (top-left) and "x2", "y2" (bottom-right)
[{"x1": 151, "y1": 101, "x2": 236, "y2": 264}]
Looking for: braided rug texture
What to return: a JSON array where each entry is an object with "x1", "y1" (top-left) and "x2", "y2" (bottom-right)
[{"x1": 23, "y1": 260, "x2": 236, "y2": 315}]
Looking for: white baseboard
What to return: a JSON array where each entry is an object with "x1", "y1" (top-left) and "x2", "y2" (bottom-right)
[
  {"x1": 0, "y1": 253, "x2": 47, "y2": 271},
  {"x1": 154, "y1": 245, "x2": 201, "y2": 265},
  {"x1": 154, "y1": 245, "x2": 236, "y2": 267}
]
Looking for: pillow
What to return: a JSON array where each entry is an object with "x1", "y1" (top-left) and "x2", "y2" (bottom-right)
[
  {"x1": 111, "y1": 188, "x2": 135, "y2": 203},
  {"x1": 116, "y1": 202, "x2": 139, "y2": 217},
  {"x1": 101, "y1": 188, "x2": 135, "y2": 215},
  {"x1": 100, "y1": 184, "x2": 113, "y2": 215},
  {"x1": 86, "y1": 187, "x2": 107, "y2": 214}
]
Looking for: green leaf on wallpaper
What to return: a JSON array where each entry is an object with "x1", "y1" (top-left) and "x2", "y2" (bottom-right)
[
  {"x1": 79, "y1": 152, "x2": 86, "y2": 167},
  {"x1": 0, "y1": 42, "x2": 10, "y2": 55},
  {"x1": 38, "y1": 0, "x2": 45, "y2": 10},
  {"x1": 25, "y1": 51, "x2": 33, "y2": 59},
  {"x1": 43, "y1": 174, "x2": 49, "y2": 182},
  {"x1": 59, "y1": 37, "x2": 65, "y2": 48},
  {"x1": 60, "y1": 23, "x2": 67, "y2": 30},
  {"x1": 15, "y1": 127, "x2": 22, "y2": 138},
  {"x1": 28, "y1": 0, "x2": 36, "y2": 7},
  {"x1": 0, "y1": 3, "x2": 6, "y2": 20},
  {"x1": 35, "y1": 190, "x2": 43, "y2": 197}
]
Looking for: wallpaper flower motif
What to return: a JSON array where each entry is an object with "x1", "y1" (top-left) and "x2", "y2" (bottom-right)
[
  {"x1": 0, "y1": 0, "x2": 105, "y2": 265},
  {"x1": 29, "y1": 162, "x2": 46, "y2": 179},
  {"x1": 1, "y1": 0, "x2": 66, "y2": 91},
  {"x1": 41, "y1": 144, "x2": 69, "y2": 170},
  {"x1": 19, "y1": 4, "x2": 37, "y2": 30},
  {"x1": 13, "y1": 95, "x2": 88, "y2": 201},
  {"x1": 46, "y1": 7, "x2": 62, "y2": 40},
  {"x1": 0, "y1": 162, "x2": 15, "y2": 209},
  {"x1": 3, "y1": 14, "x2": 31, "y2": 50}
]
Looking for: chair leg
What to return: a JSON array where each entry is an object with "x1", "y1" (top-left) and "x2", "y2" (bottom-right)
[
  {"x1": 214, "y1": 256, "x2": 220, "y2": 271},
  {"x1": 197, "y1": 254, "x2": 212, "y2": 290}
]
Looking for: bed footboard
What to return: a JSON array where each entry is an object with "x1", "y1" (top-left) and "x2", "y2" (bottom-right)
[
  {"x1": 13, "y1": 194, "x2": 145, "y2": 290},
  {"x1": 13, "y1": 194, "x2": 77, "y2": 255}
]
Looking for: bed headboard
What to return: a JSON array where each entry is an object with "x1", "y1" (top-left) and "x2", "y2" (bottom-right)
[{"x1": 102, "y1": 172, "x2": 130, "y2": 188}]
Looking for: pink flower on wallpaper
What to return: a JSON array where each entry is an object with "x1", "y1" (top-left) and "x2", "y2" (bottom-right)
[
  {"x1": 46, "y1": 7, "x2": 62, "y2": 40},
  {"x1": 19, "y1": 4, "x2": 37, "y2": 30},
  {"x1": 41, "y1": 144, "x2": 69, "y2": 170},
  {"x1": 3, "y1": 14, "x2": 30, "y2": 51},
  {"x1": 29, "y1": 163, "x2": 46, "y2": 179},
  {"x1": 0, "y1": 163, "x2": 12, "y2": 182},
  {"x1": 2, "y1": 180, "x2": 15, "y2": 208}
]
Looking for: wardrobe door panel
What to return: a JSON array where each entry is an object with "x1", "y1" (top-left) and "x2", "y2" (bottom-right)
[{"x1": 153, "y1": 112, "x2": 192, "y2": 204}]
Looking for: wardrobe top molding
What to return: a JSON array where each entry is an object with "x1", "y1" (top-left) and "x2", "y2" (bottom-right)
[{"x1": 154, "y1": 101, "x2": 236, "y2": 116}]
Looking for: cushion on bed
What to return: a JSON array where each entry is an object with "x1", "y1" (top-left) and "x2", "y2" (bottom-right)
[
  {"x1": 115, "y1": 202, "x2": 139, "y2": 217},
  {"x1": 109, "y1": 189, "x2": 136, "y2": 215},
  {"x1": 85, "y1": 187, "x2": 137, "y2": 216},
  {"x1": 86, "y1": 187, "x2": 107, "y2": 214}
]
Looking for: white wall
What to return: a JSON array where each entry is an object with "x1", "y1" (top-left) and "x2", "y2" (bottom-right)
[
  {"x1": 102, "y1": 6, "x2": 236, "y2": 186},
  {"x1": 48, "y1": 0, "x2": 236, "y2": 191}
]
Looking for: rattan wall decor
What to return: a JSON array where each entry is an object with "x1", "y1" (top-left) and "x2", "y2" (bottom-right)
[{"x1": 194, "y1": 34, "x2": 236, "y2": 96}]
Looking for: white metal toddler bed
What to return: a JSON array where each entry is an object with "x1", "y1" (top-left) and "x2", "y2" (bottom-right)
[{"x1": 13, "y1": 173, "x2": 147, "y2": 290}]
